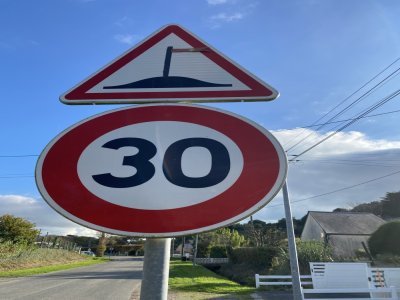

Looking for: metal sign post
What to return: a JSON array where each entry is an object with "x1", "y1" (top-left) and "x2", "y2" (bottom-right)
[
  {"x1": 282, "y1": 180, "x2": 303, "y2": 300},
  {"x1": 140, "y1": 238, "x2": 171, "y2": 300}
]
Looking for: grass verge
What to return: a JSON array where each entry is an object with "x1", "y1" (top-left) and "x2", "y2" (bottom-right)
[
  {"x1": 169, "y1": 259, "x2": 255, "y2": 296},
  {"x1": 0, "y1": 257, "x2": 109, "y2": 277}
]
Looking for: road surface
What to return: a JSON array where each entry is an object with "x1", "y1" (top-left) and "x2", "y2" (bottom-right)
[{"x1": 0, "y1": 256, "x2": 143, "y2": 300}]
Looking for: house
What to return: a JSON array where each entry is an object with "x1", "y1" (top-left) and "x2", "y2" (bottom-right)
[
  {"x1": 175, "y1": 242, "x2": 194, "y2": 255},
  {"x1": 301, "y1": 211, "x2": 386, "y2": 258}
]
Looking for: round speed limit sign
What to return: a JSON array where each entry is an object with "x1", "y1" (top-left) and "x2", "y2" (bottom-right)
[{"x1": 35, "y1": 104, "x2": 287, "y2": 236}]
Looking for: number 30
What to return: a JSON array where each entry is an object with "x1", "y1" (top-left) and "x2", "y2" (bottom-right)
[{"x1": 92, "y1": 137, "x2": 231, "y2": 189}]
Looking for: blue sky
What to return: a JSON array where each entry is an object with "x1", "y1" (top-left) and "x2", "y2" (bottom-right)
[{"x1": 1, "y1": 0, "x2": 400, "y2": 236}]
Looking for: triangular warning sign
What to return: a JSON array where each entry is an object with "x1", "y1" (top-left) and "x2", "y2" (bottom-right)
[{"x1": 60, "y1": 24, "x2": 279, "y2": 104}]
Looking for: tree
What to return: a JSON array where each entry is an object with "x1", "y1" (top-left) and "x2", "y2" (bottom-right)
[
  {"x1": 96, "y1": 232, "x2": 108, "y2": 257},
  {"x1": 368, "y1": 221, "x2": 400, "y2": 256},
  {"x1": 337, "y1": 191, "x2": 400, "y2": 219},
  {"x1": 196, "y1": 228, "x2": 246, "y2": 257},
  {"x1": 381, "y1": 192, "x2": 400, "y2": 218},
  {"x1": 0, "y1": 214, "x2": 40, "y2": 244}
]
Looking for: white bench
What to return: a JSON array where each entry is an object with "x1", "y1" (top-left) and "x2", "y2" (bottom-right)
[{"x1": 255, "y1": 274, "x2": 312, "y2": 288}]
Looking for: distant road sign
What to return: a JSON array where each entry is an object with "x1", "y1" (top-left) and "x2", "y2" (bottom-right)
[
  {"x1": 36, "y1": 104, "x2": 287, "y2": 236},
  {"x1": 60, "y1": 24, "x2": 278, "y2": 104}
]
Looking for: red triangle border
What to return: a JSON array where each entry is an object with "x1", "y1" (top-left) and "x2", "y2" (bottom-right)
[{"x1": 61, "y1": 24, "x2": 278, "y2": 104}]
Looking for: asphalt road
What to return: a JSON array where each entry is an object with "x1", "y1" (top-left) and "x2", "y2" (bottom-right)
[{"x1": 0, "y1": 256, "x2": 143, "y2": 300}]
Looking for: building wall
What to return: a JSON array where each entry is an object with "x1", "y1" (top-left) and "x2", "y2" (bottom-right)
[
  {"x1": 301, "y1": 215, "x2": 325, "y2": 241},
  {"x1": 327, "y1": 235, "x2": 369, "y2": 258}
]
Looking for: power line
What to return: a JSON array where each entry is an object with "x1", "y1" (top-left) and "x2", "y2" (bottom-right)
[
  {"x1": 289, "y1": 88, "x2": 400, "y2": 161},
  {"x1": 285, "y1": 59, "x2": 400, "y2": 152},
  {"x1": 293, "y1": 160, "x2": 400, "y2": 168},
  {"x1": 306, "y1": 57, "x2": 400, "y2": 129},
  {"x1": 268, "y1": 169, "x2": 400, "y2": 208},
  {"x1": 300, "y1": 108, "x2": 400, "y2": 128}
]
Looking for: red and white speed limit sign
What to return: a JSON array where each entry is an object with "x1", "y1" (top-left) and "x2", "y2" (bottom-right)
[{"x1": 35, "y1": 104, "x2": 287, "y2": 236}]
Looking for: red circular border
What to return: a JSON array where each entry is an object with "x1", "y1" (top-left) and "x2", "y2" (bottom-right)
[{"x1": 39, "y1": 105, "x2": 283, "y2": 234}]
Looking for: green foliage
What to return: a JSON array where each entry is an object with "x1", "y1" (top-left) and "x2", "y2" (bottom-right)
[
  {"x1": 196, "y1": 228, "x2": 246, "y2": 258},
  {"x1": 374, "y1": 254, "x2": 400, "y2": 266},
  {"x1": 229, "y1": 247, "x2": 278, "y2": 268},
  {"x1": 275, "y1": 217, "x2": 306, "y2": 237},
  {"x1": 346, "y1": 191, "x2": 400, "y2": 219},
  {"x1": 0, "y1": 214, "x2": 40, "y2": 244},
  {"x1": 196, "y1": 238, "x2": 212, "y2": 258},
  {"x1": 96, "y1": 232, "x2": 107, "y2": 257},
  {"x1": 381, "y1": 192, "x2": 400, "y2": 218},
  {"x1": 229, "y1": 217, "x2": 305, "y2": 247},
  {"x1": 0, "y1": 240, "x2": 33, "y2": 260},
  {"x1": 368, "y1": 221, "x2": 400, "y2": 256},
  {"x1": 66, "y1": 235, "x2": 98, "y2": 248},
  {"x1": 271, "y1": 241, "x2": 333, "y2": 274},
  {"x1": 209, "y1": 246, "x2": 228, "y2": 258}
]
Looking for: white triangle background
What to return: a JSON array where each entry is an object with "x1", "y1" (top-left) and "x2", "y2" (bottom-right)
[{"x1": 88, "y1": 33, "x2": 250, "y2": 93}]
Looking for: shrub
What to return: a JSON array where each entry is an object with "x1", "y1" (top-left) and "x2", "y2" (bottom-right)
[
  {"x1": 368, "y1": 221, "x2": 400, "y2": 257},
  {"x1": 210, "y1": 246, "x2": 228, "y2": 258},
  {"x1": 229, "y1": 247, "x2": 278, "y2": 268},
  {"x1": 0, "y1": 215, "x2": 39, "y2": 244},
  {"x1": 271, "y1": 241, "x2": 333, "y2": 274},
  {"x1": 0, "y1": 240, "x2": 33, "y2": 259}
]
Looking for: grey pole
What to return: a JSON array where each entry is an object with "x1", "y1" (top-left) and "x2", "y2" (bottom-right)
[
  {"x1": 193, "y1": 234, "x2": 199, "y2": 266},
  {"x1": 282, "y1": 180, "x2": 303, "y2": 300},
  {"x1": 140, "y1": 238, "x2": 171, "y2": 300}
]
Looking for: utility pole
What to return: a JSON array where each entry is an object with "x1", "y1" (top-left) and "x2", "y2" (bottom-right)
[{"x1": 282, "y1": 181, "x2": 303, "y2": 300}]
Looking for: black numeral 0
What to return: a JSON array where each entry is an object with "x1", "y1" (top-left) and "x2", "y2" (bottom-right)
[
  {"x1": 92, "y1": 137, "x2": 230, "y2": 189},
  {"x1": 163, "y1": 138, "x2": 230, "y2": 188}
]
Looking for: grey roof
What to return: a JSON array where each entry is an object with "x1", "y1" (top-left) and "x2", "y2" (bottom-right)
[{"x1": 309, "y1": 211, "x2": 386, "y2": 235}]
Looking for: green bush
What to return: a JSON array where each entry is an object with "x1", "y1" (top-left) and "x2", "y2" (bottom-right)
[
  {"x1": 0, "y1": 215, "x2": 39, "y2": 244},
  {"x1": 271, "y1": 241, "x2": 333, "y2": 274},
  {"x1": 368, "y1": 221, "x2": 400, "y2": 257},
  {"x1": 229, "y1": 247, "x2": 278, "y2": 268},
  {"x1": 209, "y1": 245, "x2": 228, "y2": 258}
]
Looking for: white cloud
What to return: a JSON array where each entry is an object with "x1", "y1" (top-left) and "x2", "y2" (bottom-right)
[
  {"x1": 273, "y1": 128, "x2": 400, "y2": 157},
  {"x1": 114, "y1": 16, "x2": 132, "y2": 28},
  {"x1": 0, "y1": 195, "x2": 97, "y2": 237},
  {"x1": 210, "y1": 12, "x2": 244, "y2": 22},
  {"x1": 251, "y1": 129, "x2": 400, "y2": 222},
  {"x1": 114, "y1": 34, "x2": 138, "y2": 45},
  {"x1": 206, "y1": 0, "x2": 257, "y2": 28},
  {"x1": 207, "y1": 0, "x2": 231, "y2": 5}
]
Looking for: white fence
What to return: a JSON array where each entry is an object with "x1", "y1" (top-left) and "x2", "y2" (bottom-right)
[
  {"x1": 302, "y1": 287, "x2": 398, "y2": 300},
  {"x1": 256, "y1": 263, "x2": 400, "y2": 299},
  {"x1": 194, "y1": 257, "x2": 229, "y2": 264}
]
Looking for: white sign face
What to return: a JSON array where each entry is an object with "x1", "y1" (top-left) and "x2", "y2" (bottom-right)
[
  {"x1": 36, "y1": 104, "x2": 287, "y2": 237},
  {"x1": 60, "y1": 24, "x2": 279, "y2": 104},
  {"x1": 77, "y1": 121, "x2": 244, "y2": 210},
  {"x1": 87, "y1": 34, "x2": 249, "y2": 94}
]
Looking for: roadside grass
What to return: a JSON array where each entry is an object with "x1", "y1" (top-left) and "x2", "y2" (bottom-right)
[
  {"x1": 169, "y1": 259, "x2": 255, "y2": 296},
  {"x1": 0, "y1": 257, "x2": 109, "y2": 277},
  {"x1": 0, "y1": 242, "x2": 110, "y2": 277},
  {"x1": 0, "y1": 243, "x2": 91, "y2": 271}
]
